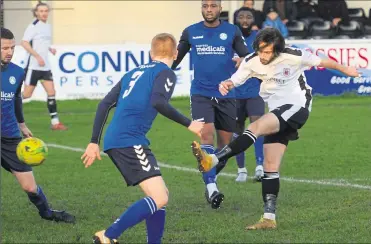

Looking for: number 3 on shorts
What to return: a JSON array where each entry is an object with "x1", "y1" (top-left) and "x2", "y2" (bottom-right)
[{"x1": 122, "y1": 71, "x2": 144, "y2": 99}]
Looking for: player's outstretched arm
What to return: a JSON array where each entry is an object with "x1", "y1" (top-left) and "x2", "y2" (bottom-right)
[
  {"x1": 319, "y1": 58, "x2": 361, "y2": 77},
  {"x1": 300, "y1": 49, "x2": 361, "y2": 78},
  {"x1": 81, "y1": 81, "x2": 121, "y2": 168},
  {"x1": 150, "y1": 69, "x2": 204, "y2": 137},
  {"x1": 219, "y1": 55, "x2": 253, "y2": 96},
  {"x1": 15, "y1": 81, "x2": 32, "y2": 138},
  {"x1": 171, "y1": 28, "x2": 191, "y2": 70}
]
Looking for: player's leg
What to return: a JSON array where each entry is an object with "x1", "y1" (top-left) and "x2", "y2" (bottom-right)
[
  {"x1": 233, "y1": 99, "x2": 248, "y2": 182},
  {"x1": 95, "y1": 147, "x2": 166, "y2": 243},
  {"x1": 22, "y1": 69, "x2": 38, "y2": 100},
  {"x1": 1, "y1": 137, "x2": 75, "y2": 223},
  {"x1": 246, "y1": 96, "x2": 266, "y2": 182},
  {"x1": 192, "y1": 111, "x2": 280, "y2": 172},
  {"x1": 246, "y1": 141, "x2": 286, "y2": 230},
  {"x1": 190, "y1": 95, "x2": 223, "y2": 208},
  {"x1": 214, "y1": 98, "x2": 238, "y2": 176},
  {"x1": 40, "y1": 71, "x2": 67, "y2": 130}
]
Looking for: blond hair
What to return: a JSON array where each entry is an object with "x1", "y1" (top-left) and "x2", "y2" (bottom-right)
[
  {"x1": 151, "y1": 33, "x2": 177, "y2": 58},
  {"x1": 33, "y1": 2, "x2": 49, "y2": 17}
]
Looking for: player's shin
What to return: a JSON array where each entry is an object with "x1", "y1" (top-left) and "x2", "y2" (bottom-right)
[
  {"x1": 105, "y1": 196, "x2": 159, "y2": 240},
  {"x1": 214, "y1": 129, "x2": 257, "y2": 163},
  {"x1": 26, "y1": 185, "x2": 52, "y2": 217},
  {"x1": 47, "y1": 96, "x2": 59, "y2": 125},
  {"x1": 262, "y1": 172, "x2": 280, "y2": 220},
  {"x1": 200, "y1": 145, "x2": 218, "y2": 195},
  {"x1": 146, "y1": 206, "x2": 166, "y2": 244}
]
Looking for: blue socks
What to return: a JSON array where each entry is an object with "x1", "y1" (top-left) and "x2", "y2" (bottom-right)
[
  {"x1": 233, "y1": 133, "x2": 246, "y2": 168},
  {"x1": 234, "y1": 133, "x2": 264, "y2": 168},
  {"x1": 26, "y1": 186, "x2": 52, "y2": 217},
  {"x1": 105, "y1": 196, "x2": 166, "y2": 242},
  {"x1": 255, "y1": 136, "x2": 264, "y2": 166},
  {"x1": 201, "y1": 145, "x2": 216, "y2": 184},
  {"x1": 146, "y1": 207, "x2": 166, "y2": 244}
]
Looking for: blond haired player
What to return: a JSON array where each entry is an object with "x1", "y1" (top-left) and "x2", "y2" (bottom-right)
[{"x1": 82, "y1": 33, "x2": 204, "y2": 243}]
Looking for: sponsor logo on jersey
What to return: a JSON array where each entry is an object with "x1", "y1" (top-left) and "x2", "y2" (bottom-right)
[
  {"x1": 1, "y1": 91, "x2": 15, "y2": 101},
  {"x1": 192, "y1": 35, "x2": 204, "y2": 39},
  {"x1": 195, "y1": 44, "x2": 226, "y2": 55}
]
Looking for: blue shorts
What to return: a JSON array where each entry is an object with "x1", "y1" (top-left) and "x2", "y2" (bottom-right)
[
  {"x1": 1, "y1": 137, "x2": 32, "y2": 173},
  {"x1": 105, "y1": 146, "x2": 162, "y2": 186},
  {"x1": 190, "y1": 94, "x2": 236, "y2": 132},
  {"x1": 236, "y1": 96, "x2": 265, "y2": 132}
]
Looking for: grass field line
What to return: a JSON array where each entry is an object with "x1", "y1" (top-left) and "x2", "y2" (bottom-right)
[{"x1": 47, "y1": 143, "x2": 371, "y2": 191}]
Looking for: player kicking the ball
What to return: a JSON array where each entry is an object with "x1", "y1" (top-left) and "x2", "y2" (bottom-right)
[
  {"x1": 82, "y1": 33, "x2": 203, "y2": 243},
  {"x1": 191, "y1": 27, "x2": 360, "y2": 230},
  {"x1": 1, "y1": 27, "x2": 75, "y2": 224}
]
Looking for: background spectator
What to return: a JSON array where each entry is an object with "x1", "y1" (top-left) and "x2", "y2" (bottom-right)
[
  {"x1": 263, "y1": 0, "x2": 297, "y2": 24},
  {"x1": 263, "y1": 9, "x2": 289, "y2": 38},
  {"x1": 295, "y1": 0, "x2": 319, "y2": 19},
  {"x1": 234, "y1": 0, "x2": 265, "y2": 29},
  {"x1": 318, "y1": 0, "x2": 350, "y2": 26}
]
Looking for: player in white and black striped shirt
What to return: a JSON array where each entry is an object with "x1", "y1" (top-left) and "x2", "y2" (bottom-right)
[{"x1": 191, "y1": 27, "x2": 360, "y2": 230}]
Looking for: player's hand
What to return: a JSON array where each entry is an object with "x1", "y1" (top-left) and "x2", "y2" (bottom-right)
[
  {"x1": 81, "y1": 143, "x2": 102, "y2": 168},
  {"x1": 36, "y1": 55, "x2": 45, "y2": 67},
  {"x1": 188, "y1": 121, "x2": 204, "y2": 138},
  {"x1": 49, "y1": 48, "x2": 57, "y2": 55},
  {"x1": 219, "y1": 80, "x2": 235, "y2": 96},
  {"x1": 19, "y1": 123, "x2": 33, "y2": 138},
  {"x1": 232, "y1": 57, "x2": 243, "y2": 68},
  {"x1": 342, "y1": 66, "x2": 361, "y2": 77}
]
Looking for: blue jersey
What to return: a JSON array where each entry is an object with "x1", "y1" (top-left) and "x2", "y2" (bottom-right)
[
  {"x1": 172, "y1": 21, "x2": 249, "y2": 98},
  {"x1": 1, "y1": 63, "x2": 25, "y2": 138},
  {"x1": 90, "y1": 61, "x2": 178, "y2": 151},
  {"x1": 234, "y1": 30, "x2": 261, "y2": 99}
]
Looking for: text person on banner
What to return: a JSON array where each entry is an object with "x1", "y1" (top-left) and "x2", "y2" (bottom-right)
[
  {"x1": 21, "y1": 2, "x2": 67, "y2": 130},
  {"x1": 171, "y1": 0, "x2": 249, "y2": 210}
]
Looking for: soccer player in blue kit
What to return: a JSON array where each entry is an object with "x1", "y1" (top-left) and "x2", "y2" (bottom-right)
[
  {"x1": 233, "y1": 7, "x2": 265, "y2": 182},
  {"x1": 1, "y1": 27, "x2": 75, "y2": 223},
  {"x1": 81, "y1": 33, "x2": 204, "y2": 244},
  {"x1": 172, "y1": 0, "x2": 250, "y2": 209}
]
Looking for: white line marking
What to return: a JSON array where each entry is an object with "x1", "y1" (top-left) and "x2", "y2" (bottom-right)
[{"x1": 47, "y1": 143, "x2": 371, "y2": 191}]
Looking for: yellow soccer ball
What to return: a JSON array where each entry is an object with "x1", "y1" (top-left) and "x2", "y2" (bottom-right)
[{"x1": 16, "y1": 137, "x2": 48, "y2": 166}]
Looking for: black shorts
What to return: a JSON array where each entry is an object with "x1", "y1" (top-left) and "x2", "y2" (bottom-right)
[
  {"x1": 264, "y1": 104, "x2": 310, "y2": 146},
  {"x1": 1, "y1": 137, "x2": 32, "y2": 173},
  {"x1": 106, "y1": 146, "x2": 162, "y2": 186},
  {"x1": 24, "y1": 69, "x2": 53, "y2": 86},
  {"x1": 236, "y1": 96, "x2": 265, "y2": 131},
  {"x1": 190, "y1": 94, "x2": 236, "y2": 132}
]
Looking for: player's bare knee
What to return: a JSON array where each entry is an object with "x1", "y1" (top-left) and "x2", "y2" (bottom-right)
[
  {"x1": 152, "y1": 191, "x2": 169, "y2": 209},
  {"x1": 247, "y1": 122, "x2": 260, "y2": 135},
  {"x1": 22, "y1": 184, "x2": 38, "y2": 193},
  {"x1": 201, "y1": 131, "x2": 214, "y2": 144},
  {"x1": 263, "y1": 159, "x2": 280, "y2": 172}
]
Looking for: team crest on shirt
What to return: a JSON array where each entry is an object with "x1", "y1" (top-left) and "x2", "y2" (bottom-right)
[
  {"x1": 9, "y1": 76, "x2": 16, "y2": 85},
  {"x1": 283, "y1": 68, "x2": 290, "y2": 77},
  {"x1": 219, "y1": 33, "x2": 227, "y2": 40}
]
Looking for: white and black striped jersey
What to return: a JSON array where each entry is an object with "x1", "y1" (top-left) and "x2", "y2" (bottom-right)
[
  {"x1": 22, "y1": 19, "x2": 52, "y2": 71},
  {"x1": 230, "y1": 47, "x2": 322, "y2": 111}
]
